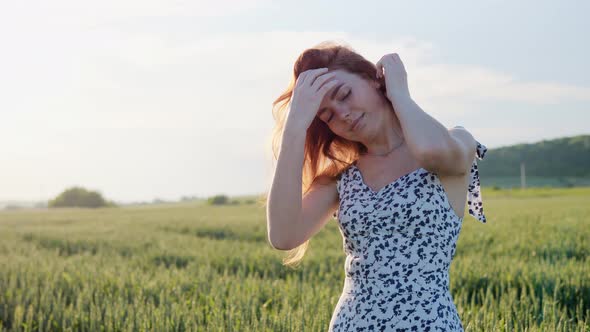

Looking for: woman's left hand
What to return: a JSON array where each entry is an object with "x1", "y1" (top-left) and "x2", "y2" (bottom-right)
[{"x1": 375, "y1": 53, "x2": 411, "y2": 104}]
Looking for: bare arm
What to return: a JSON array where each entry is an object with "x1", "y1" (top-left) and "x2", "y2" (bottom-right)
[
  {"x1": 266, "y1": 67, "x2": 341, "y2": 250},
  {"x1": 376, "y1": 53, "x2": 460, "y2": 166},
  {"x1": 266, "y1": 128, "x2": 306, "y2": 249},
  {"x1": 266, "y1": 129, "x2": 338, "y2": 250}
]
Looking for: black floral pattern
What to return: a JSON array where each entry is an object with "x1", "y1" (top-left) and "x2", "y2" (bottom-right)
[{"x1": 329, "y1": 141, "x2": 488, "y2": 331}]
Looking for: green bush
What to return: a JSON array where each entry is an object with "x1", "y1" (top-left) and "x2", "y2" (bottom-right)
[
  {"x1": 48, "y1": 186, "x2": 116, "y2": 208},
  {"x1": 207, "y1": 195, "x2": 229, "y2": 205}
]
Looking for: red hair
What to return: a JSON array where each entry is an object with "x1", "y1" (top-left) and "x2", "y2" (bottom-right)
[{"x1": 263, "y1": 41, "x2": 389, "y2": 267}]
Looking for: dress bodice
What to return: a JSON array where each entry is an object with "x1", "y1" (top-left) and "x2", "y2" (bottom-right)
[{"x1": 331, "y1": 141, "x2": 488, "y2": 290}]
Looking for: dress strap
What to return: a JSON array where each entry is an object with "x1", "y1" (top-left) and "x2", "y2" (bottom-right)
[{"x1": 467, "y1": 141, "x2": 488, "y2": 223}]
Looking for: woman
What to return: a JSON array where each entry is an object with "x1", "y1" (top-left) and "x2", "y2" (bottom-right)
[{"x1": 266, "y1": 41, "x2": 488, "y2": 331}]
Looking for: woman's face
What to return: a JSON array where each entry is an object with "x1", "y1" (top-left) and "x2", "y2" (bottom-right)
[{"x1": 316, "y1": 69, "x2": 386, "y2": 140}]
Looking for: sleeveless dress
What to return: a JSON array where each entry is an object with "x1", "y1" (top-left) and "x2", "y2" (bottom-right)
[{"x1": 328, "y1": 140, "x2": 488, "y2": 332}]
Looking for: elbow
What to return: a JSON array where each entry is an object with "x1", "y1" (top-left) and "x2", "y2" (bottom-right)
[
  {"x1": 267, "y1": 214, "x2": 301, "y2": 251},
  {"x1": 268, "y1": 235, "x2": 296, "y2": 251},
  {"x1": 267, "y1": 227, "x2": 297, "y2": 250}
]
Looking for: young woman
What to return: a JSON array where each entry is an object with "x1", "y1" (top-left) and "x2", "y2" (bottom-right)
[{"x1": 266, "y1": 41, "x2": 488, "y2": 331}]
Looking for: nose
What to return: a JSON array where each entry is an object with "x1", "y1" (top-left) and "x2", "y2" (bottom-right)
[{"x1": 332, "y1": 104, "x2": 352, "y2": 121}]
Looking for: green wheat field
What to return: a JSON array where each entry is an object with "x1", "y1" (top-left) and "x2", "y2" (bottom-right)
[{"x1": 1, "y1": 187, "x2": 589, "y2": 331}]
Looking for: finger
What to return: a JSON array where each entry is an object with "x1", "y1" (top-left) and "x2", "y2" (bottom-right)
[
  {"x1": 296, "y1": 68, "x2": 322, "y2": 85},
  {"x1": 317, "y1": 79, "x2": 339, "y2": 95},
  {"x1": 396, "y1": 55, "x2": 406, "y2": 71},
  {"x1": 312, "y1": 72, "x2": 338, "y2": 90},
  {"x1": 388, "y1": 54, "x2": 406, "y2": 72},
  {"x1": 309, "y1": 71, "x2": 335, "y2": 88},
  {"x1": 376, "y1": 55, "x2": 389, "y2": 79},
  {"x1": 389, "y1": 54, "x2": 404, "y2": 70},
  {"x1": 303, "y1": 67, "x2": 328, "y2": 86},
  {"x1": 296, "y1": 70, "x2": 310, "y2": 86},
  {"x1": 296, "y1": 70, "x2": 311, "y2": 85},
  {"x1": 379, "y1": 55, "x2": 396, "y2": 75}
]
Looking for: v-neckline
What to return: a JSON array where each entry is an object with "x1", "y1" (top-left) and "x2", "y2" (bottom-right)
[{"x1": 351, "y1": 163, "x2": 424, "y2": 196}]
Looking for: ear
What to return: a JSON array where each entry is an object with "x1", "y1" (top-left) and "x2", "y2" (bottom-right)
[{"x1": 370, "y1": 80, "x2": 381, "y2": 89}]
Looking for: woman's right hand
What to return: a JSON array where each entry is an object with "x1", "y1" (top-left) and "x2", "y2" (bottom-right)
[{"x1": 285, "y1": 68, "x2": 340, "y2": 133}]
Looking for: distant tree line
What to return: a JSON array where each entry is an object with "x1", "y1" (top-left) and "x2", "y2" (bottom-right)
[
  {"x1": 207, "y1": 195, "x2": 256, "y2": 205},
  {"x1": 478, "y1": 135, "x2": 590, "y2": 177},
  {"x1": 46, "y1": 188, "x2": 257, "y2": 209}
]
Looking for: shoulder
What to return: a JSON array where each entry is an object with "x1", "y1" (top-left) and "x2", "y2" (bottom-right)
[
  {"x1": 449, "y1": 125, "x2": 473, "y2": 142},
  {"x1": 312, "y1": 174, "x2": 335, "y2": 185},
  {"x1": 312, "y1": 165, "x2": 352, "y2": 190},
  {"x1": 312, "y1": 169, "x2": 345, "y2": 186}
]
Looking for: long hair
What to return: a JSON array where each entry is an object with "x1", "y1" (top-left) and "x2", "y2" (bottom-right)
[{"x1": 264, "y1": 41, "x2": 390, "y2": 267}]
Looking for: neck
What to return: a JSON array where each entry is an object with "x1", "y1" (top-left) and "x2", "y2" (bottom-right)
[{"x1": 362, "y1": 108, "x2": 404, "y2": 156}]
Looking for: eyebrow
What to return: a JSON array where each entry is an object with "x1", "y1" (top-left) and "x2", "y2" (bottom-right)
[{"x1": 318, "y1": 82, "x2": 345, "y2": 114}]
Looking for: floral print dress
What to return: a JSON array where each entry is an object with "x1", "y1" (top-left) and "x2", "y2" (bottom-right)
[{"x1": 328, "y1": 140, "x2": 488, "y2": 331}]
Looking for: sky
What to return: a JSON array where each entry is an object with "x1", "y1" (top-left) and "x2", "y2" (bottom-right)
[{"x1": 0, "y1": 0, "x2": 588, "y2": 203}]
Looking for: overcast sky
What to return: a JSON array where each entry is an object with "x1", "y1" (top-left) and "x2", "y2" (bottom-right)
[{"x1": 1, "y1": 0, "x2": 588, "y2": 202}]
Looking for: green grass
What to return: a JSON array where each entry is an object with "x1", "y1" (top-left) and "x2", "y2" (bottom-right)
[{"x1": 0, "y1": 187, "x2": 589, "y2": 331}]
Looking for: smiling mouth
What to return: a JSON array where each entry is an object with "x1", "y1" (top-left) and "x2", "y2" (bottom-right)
[{"x1": 351, "y1": 113, "x2": 364, "y2": 131}]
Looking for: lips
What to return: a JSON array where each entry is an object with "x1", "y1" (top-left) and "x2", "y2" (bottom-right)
[{"x1": 351, "y1": 113, "x2": 364, "y2": 131}]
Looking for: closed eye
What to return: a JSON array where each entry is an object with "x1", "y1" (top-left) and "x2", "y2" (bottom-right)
[
  {"x1": 326, "y1": 90, "x2": 351, "y2": 123},
  {"x1": 343, "y1": 90, "x2": 350, "y2": 100}
]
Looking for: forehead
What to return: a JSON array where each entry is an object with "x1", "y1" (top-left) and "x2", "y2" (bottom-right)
[{"x1": 318, "y1": 70, "x2": 360, "y2": 109}]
